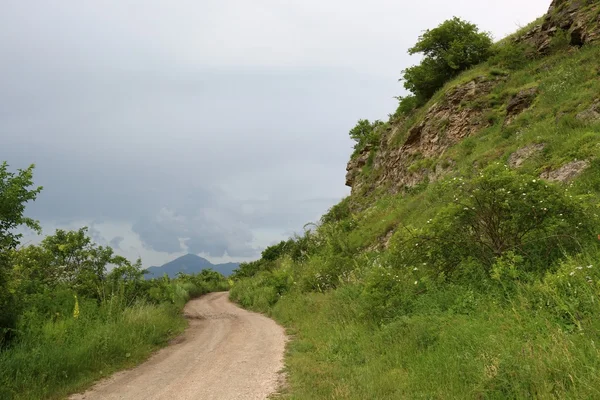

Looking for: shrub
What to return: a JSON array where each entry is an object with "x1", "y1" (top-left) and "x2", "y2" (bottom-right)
[
  {"x1": 489, "y1": 41, "x2": 536, "y2": 70},
  {"x1": 402, "y1": 17, "x2": 493, "y2": 102},
  {"x1": 391, "y1": 165, "x2": 597, "y2": 281},
  {"x1": 393, "y1": 95, "x2": 420, "y2": 117},
  {"x1": 349, "y1": 119, "x2": 383, "y2": 153}
]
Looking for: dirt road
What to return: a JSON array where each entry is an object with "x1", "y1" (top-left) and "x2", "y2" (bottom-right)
[{"x1": 70, "y1": 292, "x2": 286, "y2": 400}]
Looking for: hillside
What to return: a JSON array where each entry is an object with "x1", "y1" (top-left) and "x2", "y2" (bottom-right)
[
  {"x1": 145, "y1": 254, "x2": 239, "y2": 279},
  {"x1": 230, "y1": 0, "x2": 600, "y2": 398}
]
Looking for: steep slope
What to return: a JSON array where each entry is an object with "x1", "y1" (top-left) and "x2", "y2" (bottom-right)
[
  {"x1": 145, "y1": 254, "x2": 239, "y2": 279},
  {"x1": 231, "y1": 1, "x2": 600, "y2": 398}
]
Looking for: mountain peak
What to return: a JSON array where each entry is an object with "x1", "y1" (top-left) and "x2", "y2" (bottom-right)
[{"x1": 145, "y1": 254, "x2": 239, "y2": 279}]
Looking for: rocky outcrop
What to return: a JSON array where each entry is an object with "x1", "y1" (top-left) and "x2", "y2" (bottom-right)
[
  {"x1": 508, "y1": 144, "x2": 546, "y2": 169},
  {"x1": 505, "y1": 88, "x2": 538, "y2": 125},
  {"x1": 576, "y1": 99, "x2": 600, "y2": 123},
  {"x1": 540, "y1": 160, "x2": 589, "y2": 182},
  {"x1": 516, "y1": 0, "x2": 600, "y2": 53},
  {"x1": 345, "y1": 145, "x2": 371, "y2": 190},
  {"x1": 346, "y1": 76, "x2": 501, "y2": 194}
]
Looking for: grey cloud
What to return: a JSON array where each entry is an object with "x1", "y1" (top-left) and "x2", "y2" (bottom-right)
[
  {"x1": 132, "y1": 207, "x2": 257, "y2": 258},
  {"x1": 109, "y1": 236, "x2": 125, "y2": 249}
]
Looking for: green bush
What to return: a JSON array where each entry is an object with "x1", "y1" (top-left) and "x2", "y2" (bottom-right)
[
  {"x1": 348, "y1": 119, "x2": 383, "y2": 153},
  {"x1": 393, "y1": 95, "x2": 420, "y2": 117},
  {"x1": 489, "y1": 41, "x2": 536, "y2": 70},
  {"x1": 402, "y1": 17, "x2": 493, "y2": 103},
  {"x1": 390, "y1": 165, "x2": 597, "y2": 281}
]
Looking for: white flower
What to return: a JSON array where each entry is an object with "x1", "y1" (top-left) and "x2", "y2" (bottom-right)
[
  {"x1": 413, "y1": 267, "x2": 418, "y2": 271},
  {"x1": 587, "y1": 265, "x2": 593, "y2": 269},
  {"x1": 414, "y1": 281, "x2": 418, "y2": 285},
  {"x1": 569, "y1": 271, "x2": 576, "y2": 276}
]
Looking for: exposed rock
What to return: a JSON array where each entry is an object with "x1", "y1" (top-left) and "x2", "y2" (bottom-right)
[
  {"x1": 540, "y1": 160, "x2": 589, "y2": 182},
  {"x1": 508, "y1": 143, "x2": 546, "y2": 169},
  {"x1": 346, "y1": 77, "x2": 502, "y2": 194},
  {"x1": 576, "y1": 100, "x2": 600, "y2": 123},
  {"x1": 345, "y1": 145, "x2": 371, "y2": 188},
  {"x1": 516, "y1": 0, "x2": 600, "y2": 52},
  {"x1": 505, "y1": 88, "x2": 538, "y2": 125}
]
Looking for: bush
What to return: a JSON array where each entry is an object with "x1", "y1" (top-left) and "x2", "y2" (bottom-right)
[
  {"x1": 390, "y1": 165, "x2": 597, "y2": 281},
  {"x1": 393, "y1": 95, "x2": 421, "y2": 117},
  {"x1": 348, "y1": 119, "x2": 383, "y2": 153},
  {"x1": 402, "y1": 17, "x2": 492, "y2": 102},
  {"x1": 489, "y1": 41, "x2": 536, "y2": 70}
]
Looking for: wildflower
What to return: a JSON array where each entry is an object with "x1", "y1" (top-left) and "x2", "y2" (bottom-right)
[
  {"x1": 414, "y1": 281, "x2": 418, "y2": 285},
  {"x1": 569, "y1": 271, "x2": 576, "y2": 276},
  {"x1": 587, "y1": 265, "x2": 593, "y2": 269},
  {"x1": 576, "y1": 267, "x2": 583, "y2": 270},
  {"x1": 413, "y1": 267, "x2": 418, "y2": 271},
  {"x1": 73, "y1": 295, "x2": 80, "y2": 319}
]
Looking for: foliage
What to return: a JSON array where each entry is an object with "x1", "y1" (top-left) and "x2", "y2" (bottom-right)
[
  {"x1": 393, "y1": 95, "x2": 420, "y2": 118},
  {"x1": 320, "y1": 197, "x2": 352, "y2": 225},
  {"x1": 489, "y1": 41, "x2": 537, "y2": 70},
  {"x1": 392, "y1": 166, "x2": 595, "y2": 281},
  {"x1": 0, "y1": 163, "x2": 43, "y2": 340},
  {"x1": 402, "y1": 17, "x2": 493, "y2": 103},
  {"x1": 348, "y1": 119, "x2": 383, "y2": 153}
]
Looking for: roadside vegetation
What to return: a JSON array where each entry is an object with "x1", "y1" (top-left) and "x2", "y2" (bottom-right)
[
  {"x1": 0, "y1": 162, "x2": 229, "y2": 399},
  {"x1": 231, "y1": 11, "x2": 600, "y2": 400}
]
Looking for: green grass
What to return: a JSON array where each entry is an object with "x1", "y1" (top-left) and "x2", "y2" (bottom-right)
[
  {"x1": 0, "y1": 277, "x2": 229, "y2": 400},
  {"x1": 235, "y1": 257, "x2": 600, "y2": 399},
  {"x1": 0, "y1": 302, "x2": 186, "y2": 400}
]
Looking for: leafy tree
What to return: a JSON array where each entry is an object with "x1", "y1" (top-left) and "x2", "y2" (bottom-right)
[
  {"x1": 348, "y1": 119, "x2": 383, "y2": 151},
  {"x1": 40, "y1": 227, "x2": 122, "y2": 298},
  {"x1": 402, "y1": 17, "x2": 492, "y2": 103},
  {"x1": 0, "y1": 162, "x2": 42, "y2": 340}
]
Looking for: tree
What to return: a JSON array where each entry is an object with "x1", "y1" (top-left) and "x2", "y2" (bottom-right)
[
  {"x1": 348, "y1": 119, "x2": 383, "y2": 151},
  {"x1": 0, "y1": 162, "x2": 42, "y2": 341},
  {"x1": 401, "y1": 17, "x2": 492, "y2": 103}
]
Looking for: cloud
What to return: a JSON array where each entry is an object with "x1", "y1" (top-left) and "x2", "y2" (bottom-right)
[
  {"x1": 132, "y1": 207, "x2": 257, "y2": 258},
  {"x1": 109, "y1": 236, "x2": 125, "y2": 250}
]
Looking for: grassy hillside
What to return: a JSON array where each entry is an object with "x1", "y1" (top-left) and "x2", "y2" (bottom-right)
[{"x1": 230, "y1": 4, "x2": 600, "y2": 399}]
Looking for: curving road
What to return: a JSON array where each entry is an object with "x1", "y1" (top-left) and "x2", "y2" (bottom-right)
[{"x1": 70, "y1": 292, "x2": 286, "y2": 400}]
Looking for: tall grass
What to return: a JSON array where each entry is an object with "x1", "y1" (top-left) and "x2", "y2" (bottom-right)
[
  {"x1": 232, "y1": 252, "x2": 600, "y2": 399},
  {"x1": 0, "y1": 279, "x2": 227, "y2": 400}
]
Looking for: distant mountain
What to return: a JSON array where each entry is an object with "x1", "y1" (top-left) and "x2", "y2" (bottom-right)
[{"x1": 144, "y1": 254, "x2": 239, "y2": 279}]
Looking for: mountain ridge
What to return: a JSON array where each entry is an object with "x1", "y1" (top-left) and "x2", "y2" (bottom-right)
[{"x1": 144, "y1": 253, "x2": 239, "y2": 279}]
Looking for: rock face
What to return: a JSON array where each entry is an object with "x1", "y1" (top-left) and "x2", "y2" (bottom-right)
[
  {"x1": 346, "y1": 76, "x2": 500, "y2": 194},
  {"x1": 576, "y1": 99, "x2": 600, "y2": 123},
  {"x1": 516, "y1": 0, "x2": 600, "y2": 53},
  {"x1": 508, "y1": 144, "x2": 546, "y2": 169},
  {"x1": 540, "y1": 160, "x2": 590, "y2": 182},
  {"x1": 345, "y1": 145, "x2": 371, "y2": 189},
  {"x1": 505, "y1": 88, "x2": 538, "y2": 125}
]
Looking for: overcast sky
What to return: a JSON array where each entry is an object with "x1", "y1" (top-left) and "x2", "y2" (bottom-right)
[{"x1": 1, "y1": 0, "x2": 550, "y2": 267}]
